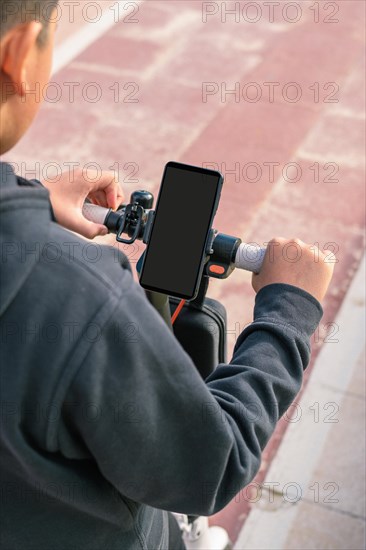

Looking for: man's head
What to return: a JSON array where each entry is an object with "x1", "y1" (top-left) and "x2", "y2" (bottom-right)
[{"x1": 0, "y1": 0, "x2": 58, "y2": 154}]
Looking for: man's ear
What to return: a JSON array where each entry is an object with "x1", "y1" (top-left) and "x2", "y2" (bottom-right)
[{"x1": 1, "y1": 21, "x2": 43, "y2": 97}]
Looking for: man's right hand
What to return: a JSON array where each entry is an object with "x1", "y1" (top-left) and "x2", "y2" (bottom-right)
[{"x1": 252, "y1": 238, "x2": 336, "y2": 303}]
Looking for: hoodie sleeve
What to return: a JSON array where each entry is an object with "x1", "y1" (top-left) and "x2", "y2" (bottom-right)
[{"x1": 59, "y1": 282, "x2": 322, "y2": 516}]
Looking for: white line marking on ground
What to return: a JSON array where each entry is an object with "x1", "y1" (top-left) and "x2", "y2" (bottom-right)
[{"x1": 52, "y1": 0, "x2": 143, "y2": 75}]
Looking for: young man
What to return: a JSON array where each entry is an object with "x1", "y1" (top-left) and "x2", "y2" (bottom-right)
[{"x1": 0, "y1": 1, "x2": 334, "y2": 548}]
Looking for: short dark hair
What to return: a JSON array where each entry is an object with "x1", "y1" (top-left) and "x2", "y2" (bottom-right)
[{"x1": 0, "y1": 0, "x2": 58, "y2": 45}]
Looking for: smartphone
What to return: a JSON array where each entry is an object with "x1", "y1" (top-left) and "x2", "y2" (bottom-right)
[{"x1": 139, "y1": 161, "x2": 223, "y2": 300}]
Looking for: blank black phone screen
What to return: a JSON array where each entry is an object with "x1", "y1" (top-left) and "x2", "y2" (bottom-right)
[{"x1": 140, "y1": 163, "x2": 222, "y2": 299}]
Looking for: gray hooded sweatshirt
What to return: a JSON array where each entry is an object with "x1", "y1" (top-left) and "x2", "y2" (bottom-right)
[{"x1": 0, "y1": 162, "x2": 322, "y2": 549}]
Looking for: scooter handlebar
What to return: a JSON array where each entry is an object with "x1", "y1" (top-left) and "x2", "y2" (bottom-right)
[
  {"x1": 82, "y1": 203, "x2": 267, "y2": 273},
  {"x1": 234, "y1": 243, "x2": 266, "y2": 274}
]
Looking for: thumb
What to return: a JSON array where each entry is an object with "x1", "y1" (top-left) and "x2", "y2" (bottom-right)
[
  {"x1": 71, "y1": 213, "x2": 108, "y2": 239},
  {"x1": 82, "y1": 222, "x2": 109, "y2": 239}
]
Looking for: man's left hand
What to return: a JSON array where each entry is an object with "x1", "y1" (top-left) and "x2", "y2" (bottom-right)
[{"x1": 43, "y1": 169, "x2": 124, "y2": 238}]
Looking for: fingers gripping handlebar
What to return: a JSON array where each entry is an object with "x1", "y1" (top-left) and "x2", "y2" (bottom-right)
[{"x1": 82, "y1": 196, "x2": 266, "y2": 275}]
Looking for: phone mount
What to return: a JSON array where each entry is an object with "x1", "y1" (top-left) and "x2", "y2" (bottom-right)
[
  {"x1": 105, "y1": 190, "x2": 154, "y2": 245},
  {"x1": 117, "y1": 190, "x2": 241, "y2": 274},
  {"x1": 111, "y1": 190, "x2": 240, "y2": 324}
]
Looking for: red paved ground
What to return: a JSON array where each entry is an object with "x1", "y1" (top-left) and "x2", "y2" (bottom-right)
[{"x1": 5, "y1": 0, "x2": 365, "y2": 543}]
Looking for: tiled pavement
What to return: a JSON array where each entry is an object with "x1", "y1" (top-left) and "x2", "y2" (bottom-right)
[{"x1": 5, "y1": 1, "x2": 365, "y2": 547}]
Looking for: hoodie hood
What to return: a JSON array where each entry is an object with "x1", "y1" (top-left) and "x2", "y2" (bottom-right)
[{"x1": 0, "y1": 162, "x2": 52, "y2": 316}]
